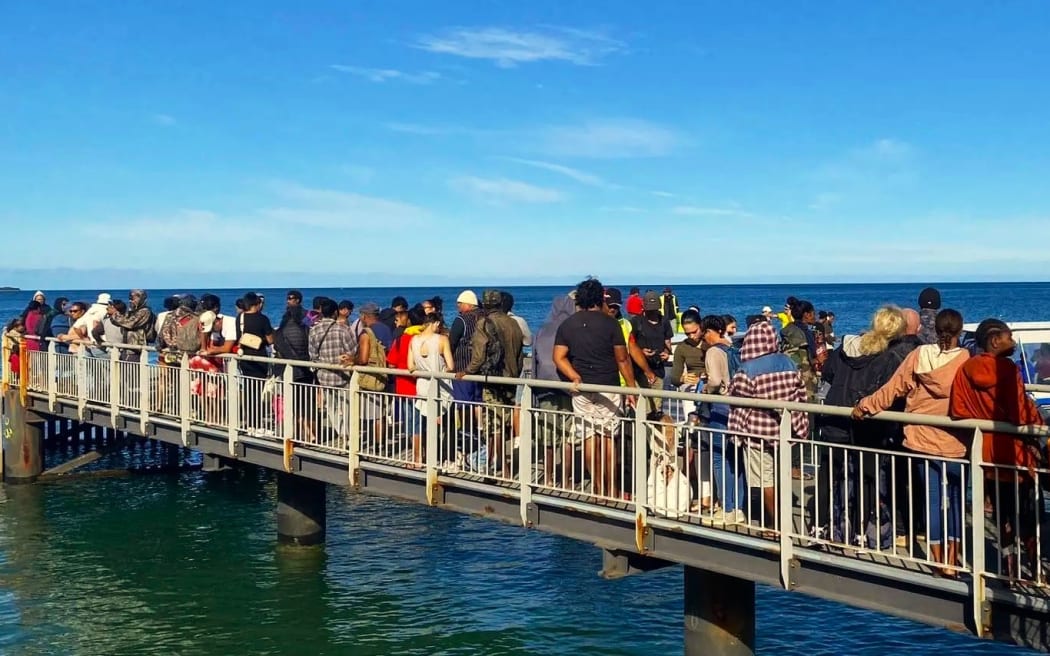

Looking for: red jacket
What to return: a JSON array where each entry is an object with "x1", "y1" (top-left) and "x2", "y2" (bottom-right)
[{"x1": 949, "y1": 353, "x2": 1044, "y2": 479}]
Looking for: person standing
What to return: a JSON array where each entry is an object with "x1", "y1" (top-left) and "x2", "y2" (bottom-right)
[{"x1": 553, "y1": 278, "x2": 637, "y2": 499}]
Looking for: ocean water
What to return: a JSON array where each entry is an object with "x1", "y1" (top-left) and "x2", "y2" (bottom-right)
[
  {"x1": 6, "y1": 281, "x2": 1050, "y2": 337},
  {"x1": 1, "y1": 282, "x2": 1048, "y2": 655}
]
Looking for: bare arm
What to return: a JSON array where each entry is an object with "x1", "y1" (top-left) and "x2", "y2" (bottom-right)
[
  {"x1": 552, "y1": 344, "x2": 579, "y2": 384},
  {"x1": 615, "y1": 345, "x2": 637, "y2": 388},
  {"x1": 356, "y1": 332, "x2": 370, "y2": 366},
  {"x1": 441, "y1": 335, "x2": 455, "y2": 371}
]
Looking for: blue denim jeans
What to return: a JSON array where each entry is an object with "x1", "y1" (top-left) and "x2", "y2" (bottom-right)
[
  {"x1": 917, "y1": 459, "x2": 963, "y2": 544},
  {"x1": 706, "y1": 404, "x2": 744, "y2": 512}
]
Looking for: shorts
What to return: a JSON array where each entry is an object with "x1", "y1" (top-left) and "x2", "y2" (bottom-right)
[
  {"x1": 358, "y1": 392, "x2": 386, "y2": 421},
  {"x1": 534, "y1": 391, "x2": 573, "y2": 449},
  {"x1": 572, "y1": 391, "x2": 622, "y2": 443},
  {"x1": 452, "y1": 380, "x2": 482, "y2": 403},
  {"x1": 745, "y1": 444, "x2": 776, "y2": 488}
]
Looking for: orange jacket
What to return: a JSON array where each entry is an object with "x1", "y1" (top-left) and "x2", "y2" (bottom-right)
[{"x1": 949, "y1": 353, "x2": 1044, "y2": 479}]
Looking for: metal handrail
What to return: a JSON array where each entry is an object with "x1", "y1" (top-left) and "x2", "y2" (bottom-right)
[{"x1": 33, "y1": 337, "x2": 1043, "y2": 439}]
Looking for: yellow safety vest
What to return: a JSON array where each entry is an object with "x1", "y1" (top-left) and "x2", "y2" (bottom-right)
[{"x1": 618, "y1": 318, "x2": 632, "y2": 386}]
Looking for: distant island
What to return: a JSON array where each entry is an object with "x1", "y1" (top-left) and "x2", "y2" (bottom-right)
[{"x1": 0, "y1": 286, "x2": 20, "y2": 292}]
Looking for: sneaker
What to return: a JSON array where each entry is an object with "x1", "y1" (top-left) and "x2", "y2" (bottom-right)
[{"x1": 704, "y1": 508, "x2": 745, "y2": 526}]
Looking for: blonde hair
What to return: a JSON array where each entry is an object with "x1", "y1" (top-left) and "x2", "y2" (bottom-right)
[{"x1": 857, "y1": 305, "x2": 906, "y2": 355}]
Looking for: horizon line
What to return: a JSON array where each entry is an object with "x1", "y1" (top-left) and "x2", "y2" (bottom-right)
[{"x1": 6, "y1": 279, "x2": 1049, "y2": 293}]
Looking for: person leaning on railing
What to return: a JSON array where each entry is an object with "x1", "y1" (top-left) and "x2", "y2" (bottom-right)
[
  {"x1": 852, "y1": 309, "x2": 970, "y2": 576},
  {"x1": 949, "y1": 318, "x2": 1046, "y2": 580}
]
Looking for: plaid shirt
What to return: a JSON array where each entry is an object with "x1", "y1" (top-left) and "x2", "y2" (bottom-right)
[
  {"x1": 729, "y1": 322, "x2": 809, "y2": 441},
  {"x1": 308, "y1": 318, "x2": 357, "y2": 387}
]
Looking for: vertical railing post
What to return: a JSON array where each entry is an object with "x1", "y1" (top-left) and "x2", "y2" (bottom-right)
[
  {"x1": 46, "y1": 340, "x2": 57, "y2": 411},
  {"x1": 179, "y1": 353, "x2": 190, "y2": 446},
  {"x1": 633, "y1": 399, "x2": 649, "y2": 553},
  {"x1": 226, "y1": 359, "x2": 240, "y2": 456},
  {"x1": 970, "y1": 426, "x2": 987, "y2": 637},
  {"x1": 138, "y1": 348, "x2": 150, "y2": 434},
  {"x1": 347, "y1": 371, "x2": 362, "y2": 487},
  {"x1": 424, "y1": 373, "x2": 440, "y2": 505},
  {"x1": 778, "y1": 410, "x2": 795, "y2": 590},
  {"x1": 282, "y1": 365, "x2": 294, "y2": 442},
  {"x1": 108, "y1": 347, "x2": 120, "y2": 427},
  {"x1": 75, "y1": 347, "x2": 87, "y2": 420},
  {"x1": 0, "y1": 332, "x2": 9, "y2": 393},
  {"x1": 518, "y1": 382, "x2": 534, "y2": 526},
  {"x1": 18, "y1": 338, "x2": 28, "y2": 406}
]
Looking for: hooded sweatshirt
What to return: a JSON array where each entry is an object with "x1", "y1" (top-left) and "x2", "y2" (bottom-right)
[
  {"x1": 820, "y1": 334, "x2": 894, "y2": 446},
  {"x1": 728, "y1": 322, "x2": 809, "y2": 441},
  {"x1": 858, "y1": 344, "x2": 970, "y2": 457},
  {"x1": 110, "y1": 291, "x2": 154, "y2": 349},
  {"x1": 532, "y1": 294, "x2": 576, "y2": 383},
  {"x1": 950, "y1": 353, "x2": 1044, "y2": 479}
]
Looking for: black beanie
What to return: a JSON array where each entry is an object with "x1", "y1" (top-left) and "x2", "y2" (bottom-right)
[{"x1": 918, "y1": 287, "x2": 941, "y2": 310}]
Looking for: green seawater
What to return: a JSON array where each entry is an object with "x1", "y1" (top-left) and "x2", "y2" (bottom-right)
[{"x1": 0, "y1": 455, "x2": 1039, "y2": 655}]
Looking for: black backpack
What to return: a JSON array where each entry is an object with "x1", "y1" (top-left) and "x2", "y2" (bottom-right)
[{"x1": 478, "y1": 317, "x2": 506, "y2": 376}]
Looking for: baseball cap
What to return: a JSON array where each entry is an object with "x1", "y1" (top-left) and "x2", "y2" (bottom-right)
[
  {"x1": 604, "y1": 287, "x2": 623, "y2": 306},
  {"x1": 918, "y1": 287, "x2": 941, "y2": 310},
  {"x1": 199, "y1": 310, "x2": 217, "y2": 333},
  {"x1": 457, "y1": 290, "x2": 478, "y2": 306},
  {"x1": 761, "y1": 306, "x2": 773, "y2": 314},
  {"x1": 359, "y1": 302, "x2": 381, "y2": 315},
  {"x1": 643, "y1": 291, "x2": 661, "y2": 312},
  {"x1": 481, "y1": 289, "x2": 502, "y2": 308}
]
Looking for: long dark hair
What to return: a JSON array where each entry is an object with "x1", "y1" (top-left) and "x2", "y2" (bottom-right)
[
  {"x1": 935, "y1": 309, "x2": 963, "y2": 352},
  {"x1": 424, "y1": 311, "x2": 446, "y2": 330}
]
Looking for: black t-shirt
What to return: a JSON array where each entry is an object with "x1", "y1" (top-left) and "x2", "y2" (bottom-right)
[
  {"x1": 630, "y1": 315, "x2": 673, "y2": 375},
  {"x1": 237, "y1": 312, "x2": 274, "y2": 377},
  {"x1": 554, "y1": 310, "x2": 626, "y2": 386}
]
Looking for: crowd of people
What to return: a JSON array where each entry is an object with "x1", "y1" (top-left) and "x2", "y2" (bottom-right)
[{"x1": 3, "y1": 283, "x2": 1047, "y2": 577}]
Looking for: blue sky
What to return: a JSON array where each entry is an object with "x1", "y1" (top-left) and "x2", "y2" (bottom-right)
[{"x1": 2, "y1": 1, "x2": 1049, "y2": 288}]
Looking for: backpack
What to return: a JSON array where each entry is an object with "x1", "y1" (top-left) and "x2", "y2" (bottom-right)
[
  {"x1": 714, "y1": 343, "x2": 742, "y2": 379},
  {"x1": 163, "y1": 311, "x2": 201, "y2": 353},
  {"x1": 477, "y1": 317, "x2": 506, "y2": 376},
  {"x1": 358, "y1": 327, "x2": 388, "y2": 391}
]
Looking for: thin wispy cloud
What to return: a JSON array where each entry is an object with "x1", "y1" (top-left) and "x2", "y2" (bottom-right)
[
  {"x1": 330, "y1": 65, "x2": 442, "y2": 84},
  {"x1": 536, "y1": 118, "x2": 680, "y2": 159},
  {"x1": 650, "y1": 190, "x2": 677, "y2": 198},
  {"x1": 265, "y1": 182, "x2": 430, "y2": 228},
  {"x1": 815, "y1": 137, "x2": 918, "y2": 186},
  {"x1": 415, "y1": 26, "x2": 625, "y2": 68},
  {"x1": 450, "y1": 176, "x2": 565, "y2": 204},
  {"x1": 384, "y1": 122, "x2": 498, "y2": 137},
  {"x1": 91, "y1": 182, "x2": 431, "y2": 246},
  {"x1": 499, "y1": 157, "x2": 612, "y2": 188},
  {"x1": 672, "y1": 206, "x2": 754, "y2": 218},
  {"x1": 152, "y1": 114, "x2": 176, "y2": 126}
]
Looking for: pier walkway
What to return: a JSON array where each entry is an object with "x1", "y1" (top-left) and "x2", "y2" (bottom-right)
[{"x1": 3, "y1": 338, "x2": 1050, "y2": 654}]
